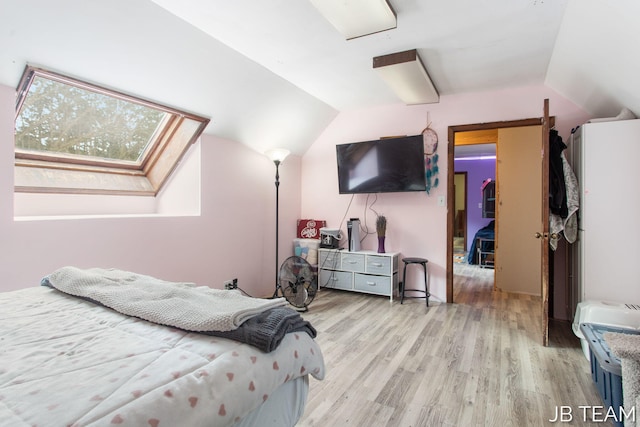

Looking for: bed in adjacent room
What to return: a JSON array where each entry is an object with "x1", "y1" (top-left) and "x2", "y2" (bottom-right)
[
  {"x1": 467, "y1": 220, "x2": 495, "y2": 267},
  {"x1": 0, "y1": 267, "x2": 325, "y2": 427}
]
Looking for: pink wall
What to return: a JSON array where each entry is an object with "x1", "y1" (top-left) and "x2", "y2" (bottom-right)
[
  {"x1": 0, "y1": 84, "x2": 301, "y2": 296},
  {"x1": 1, "y1": 82, "x2": 591, "y2": 301},
  {"x1": 301, "y1": 84, "x2": 591, "y2": 301}
]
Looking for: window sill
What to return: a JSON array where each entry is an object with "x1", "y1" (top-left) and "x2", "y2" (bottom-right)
[{"x1": 14, "y1": 212, "x2": 200, "y2": 222}]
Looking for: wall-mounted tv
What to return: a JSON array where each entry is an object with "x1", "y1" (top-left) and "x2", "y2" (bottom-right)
[{"x1": 336, "y1": 135, "x2": 426, "y2": 194}]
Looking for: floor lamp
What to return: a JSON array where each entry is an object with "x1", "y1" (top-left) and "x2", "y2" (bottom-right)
[{"x1": 266, "y1": 148, "x2": 290, "y2": 298}]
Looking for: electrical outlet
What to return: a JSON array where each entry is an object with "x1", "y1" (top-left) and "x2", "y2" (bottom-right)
[{"x1": 223, "y1": 279, "x2": 237, "y2": 290}]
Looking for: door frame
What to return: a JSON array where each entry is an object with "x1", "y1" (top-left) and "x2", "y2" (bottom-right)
[
  {"x1": 446, "y1": 117, "x2": 555, "y2": 303},
  {"x1": 541, "y1": 99, "x2": 551, "y2": 346}
]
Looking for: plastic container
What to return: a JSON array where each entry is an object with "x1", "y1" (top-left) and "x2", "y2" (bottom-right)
[
  {"x1": 579, "y1": 322, "x2": 640, "y2": 427},
  {"x1": 572, "y1": 300, "x2": 640, "y2": 361}
]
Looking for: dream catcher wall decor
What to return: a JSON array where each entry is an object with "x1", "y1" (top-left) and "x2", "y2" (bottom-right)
[{"x1": 422, "y1": 123, "x2": 439, "y2": 194}]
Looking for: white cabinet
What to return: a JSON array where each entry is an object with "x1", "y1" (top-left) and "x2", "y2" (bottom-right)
[
  {"x1": 569, "y1": 119, "x2": 640, "y2": 309},
  {"x1": 318, "y1": 249, "x2": 399, "y2": 301}
]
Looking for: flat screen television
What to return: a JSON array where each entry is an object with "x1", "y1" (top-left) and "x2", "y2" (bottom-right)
[{"x1": 336, "y1": 135, "x2": 426, "y2": 194}]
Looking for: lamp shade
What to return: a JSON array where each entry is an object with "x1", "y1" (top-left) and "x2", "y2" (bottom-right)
[{"x1": 265, "y1": 148, "x2": 291, "y2": 163}]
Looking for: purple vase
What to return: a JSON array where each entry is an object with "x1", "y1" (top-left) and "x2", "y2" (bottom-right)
[{"x1": 377, "y1": 236, "x2": 386, "y2": 253}]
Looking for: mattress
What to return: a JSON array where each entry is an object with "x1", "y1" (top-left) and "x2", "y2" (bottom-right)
[
  {"x1": 0, "y1": 286, "x2": 325, "y2": 426},
  {"x1": 232, "y1": 376, "x2": 308, "y2": 427}
]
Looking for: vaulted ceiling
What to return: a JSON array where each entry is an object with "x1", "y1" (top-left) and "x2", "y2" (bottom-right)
[{"x1": 1, "y1": 0, "x2": 638, "y2": 155}]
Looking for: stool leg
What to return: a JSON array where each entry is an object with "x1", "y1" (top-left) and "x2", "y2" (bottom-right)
[
  {"x1": 423, "y1": 262, "x2": 429, "y2": 307},
  {"x1": 401, "y1": 262, "x2": 407, "y2": 304}
]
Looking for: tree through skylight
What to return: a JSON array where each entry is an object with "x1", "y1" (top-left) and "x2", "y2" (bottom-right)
[{"x1": 16, "y1": 75, "x2": 167, "y2": 164}]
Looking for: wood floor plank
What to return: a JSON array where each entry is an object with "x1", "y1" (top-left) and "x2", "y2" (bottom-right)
[{"x1": 298, "y1": 264, "x2": 613, "y2": 426}]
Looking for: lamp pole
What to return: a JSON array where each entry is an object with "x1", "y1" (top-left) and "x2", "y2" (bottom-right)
[
  {"x1": 272, "y1": 159, "x2": 281, "y2": 298},
  {"x1": 265, "y1": 148, "x2": 289, "y2": 299}
]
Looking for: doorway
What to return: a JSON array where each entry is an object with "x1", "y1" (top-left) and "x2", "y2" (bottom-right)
[
  {"x1": 454, "y1": 140, "x2": 496, "y2": 270},
  {"x1": 446, "y1": 117, "x2": 552, "y2": 304}
]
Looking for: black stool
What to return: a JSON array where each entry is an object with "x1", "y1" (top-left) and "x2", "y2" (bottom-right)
[{"x1": 400, "y1": 257, "x2": 429, "y2": 306}]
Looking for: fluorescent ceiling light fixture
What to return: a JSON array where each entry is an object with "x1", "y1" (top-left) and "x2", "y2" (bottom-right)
[
  {"x1": 309, "y1": 0, "x2": 396, "y2": 40},
  {"x1": 373, "y1": 49, "x2": 439, "y2": 105}
]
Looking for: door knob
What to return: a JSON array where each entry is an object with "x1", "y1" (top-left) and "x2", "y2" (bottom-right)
[{"x1": 534, "y1": 232, "x2": 558, "y2": 239}]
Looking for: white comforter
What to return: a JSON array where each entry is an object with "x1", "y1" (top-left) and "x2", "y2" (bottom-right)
[{"x1": 0, "y1": 287, "x2": 325, "y2": 427}]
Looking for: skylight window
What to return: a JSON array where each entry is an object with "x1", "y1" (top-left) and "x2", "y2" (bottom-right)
[
  {"x1": 16, "y1": 75, "x2": 167, "y2": 164},
  {"x1": 14, "y1": 66, "x2": 209, "y2": 196}
]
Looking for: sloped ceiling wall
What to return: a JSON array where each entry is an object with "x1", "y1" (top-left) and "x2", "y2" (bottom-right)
[
  {"x1": 0, "y1": 0, "x2": 638, "y2": 156},
  {"x1": 546, "y1": 0, "x2": 640, "y2": 118},
  {"x1": 0, "y1": 0, "x2": 338, "y2": 156}
]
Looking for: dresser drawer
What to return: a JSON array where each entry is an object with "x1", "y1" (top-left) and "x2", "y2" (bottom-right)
[
  {"x1": 319, "y1": 269, "x2": 353, "y2": 291},
  {"x1": 340, "y1": 253, "x2": 365, "y2": 272},
  {"x1": 354, "y1": 273, "x2": 391, "y2": 295},
  {"x1": 366, "y1": 255, "x2": 392, "y2": 275},
  {"x1": 319, "y1": 249, "x2": 341, "y2": 270}
]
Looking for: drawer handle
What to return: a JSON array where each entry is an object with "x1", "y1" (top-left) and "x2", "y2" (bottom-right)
[
  {"x1": 371, "y1": 262, "x2": 383, "y2": 267},
  {"x1": 332, "y1": 277, "x2": 339, "y2": 281},
  {"x1": 366, "y1": 281, "x2": 376, "y2": 286},
  {"x1": 347, "y1": 260, "x2": 358, "y2": 264}
]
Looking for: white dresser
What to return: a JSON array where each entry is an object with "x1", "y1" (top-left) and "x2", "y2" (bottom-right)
[{"x1": 318, "y1": 248, "x2": 399, "y2": 301}]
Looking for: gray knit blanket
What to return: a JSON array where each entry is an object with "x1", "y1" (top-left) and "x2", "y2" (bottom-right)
[
  {"x1": 206, "y1": 306, "x2": 317, "y2": 353},
  {"x1": 42, "y1": 266, "x2": 286, "y2": 332}
]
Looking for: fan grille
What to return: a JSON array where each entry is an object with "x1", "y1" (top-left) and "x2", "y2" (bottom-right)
[{"x1": 278, "y1": 256, "x2": 317, "y2": 309}]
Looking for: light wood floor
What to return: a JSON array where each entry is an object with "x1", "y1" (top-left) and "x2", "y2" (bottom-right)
[{"x1": 298, "y1": 264, "x2": 612, "y2": 426}]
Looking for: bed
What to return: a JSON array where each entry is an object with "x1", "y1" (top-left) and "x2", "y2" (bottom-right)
[
  {"x1": 0, "y1": 267, "x2": 325, "y2": 427},
  {"x1": 467, "y1": 220, "x2": 495, "y2": 266}
]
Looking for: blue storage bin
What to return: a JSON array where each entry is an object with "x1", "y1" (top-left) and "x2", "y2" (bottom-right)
[{"x1": 579, "y1": 322, "x2": 640, "y2": 427}]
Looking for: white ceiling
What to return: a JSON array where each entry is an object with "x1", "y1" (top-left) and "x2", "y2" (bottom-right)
[
  {"x1": 150, "y1": 0, "x2": 567, "y2": 111},
  {"x1": 1, "y1": 0, "x2": 639, "y2": 155}
]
